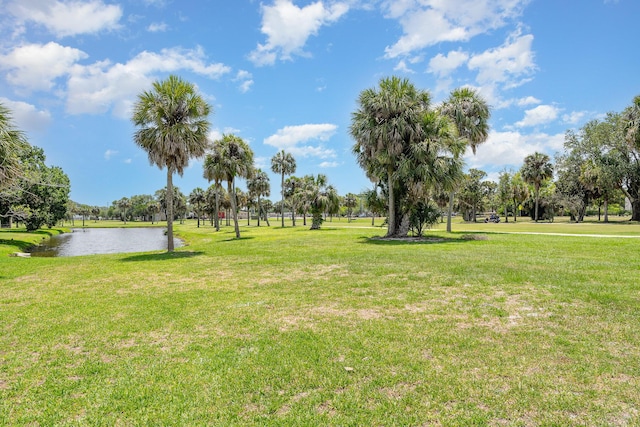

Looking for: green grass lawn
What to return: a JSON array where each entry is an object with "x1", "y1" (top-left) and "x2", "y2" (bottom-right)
[{"x1": 1, "y1": 218, "x2": 639, "y2": 426}]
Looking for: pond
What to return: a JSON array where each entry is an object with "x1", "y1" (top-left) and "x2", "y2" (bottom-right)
[{"x1": 28, "y1": 228, "x2": 183, "y2": 257}]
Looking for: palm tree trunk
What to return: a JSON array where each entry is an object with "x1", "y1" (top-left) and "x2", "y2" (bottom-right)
[
  {"x1": 280, "y1": 172, "x2": 285, "y2": 228},
  {"x1": 387, "y1": 168, "x2": 396, "y2": 237},
  {"x1": 257, "y1": 196, "x2": 261, "y2": 227},
  {"x1": 604, "y1": 198, "x2": 609, "y2": 223},
  {"x1": 446, "y1": 191, "x2": 454, "y2": 233},
  {"x1": 214, "y1": 189, "x2": 220, "y2": 231},
  {"x1": 534, "y1": 185, "x2": 540, "y2": 222},
  {"x1": 166, "y1": 169, "x2": 175, "y2": 252},
  {"x1": 229, "y1": 180, "x2": 240, "y2": 238}
]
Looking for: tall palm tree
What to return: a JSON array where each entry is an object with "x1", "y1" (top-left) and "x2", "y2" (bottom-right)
[
  {"x1": 0, "y1": 103, "x2": 29, "y2": 190},
  {"x1": 188, "y1": 187, "x2": 205, "y2": 227},
  {"x1": 132, "y1": 75, "x2": 210, "y2": 252},
  {"x1": 351, "y1": 76, "x2": 430, "y2": 237},
  {"x1": 207, "y1": 134, "x2": 254, "y2": 238},
  {"x1": 247, "y1": 168, "x2": 271, "y2": 226},
  {"x1": 271, "y1": 150, "x2": 296, "y2": 227},
  {"x1": 440, "y1": 87, "x2": 491, "y2": 232},
  {"x1": 203, "y1": 144, "x2": 227, "y2": 231},
  {"x1": 521, "y1": 152, "x2": 553, "y2": 222}
]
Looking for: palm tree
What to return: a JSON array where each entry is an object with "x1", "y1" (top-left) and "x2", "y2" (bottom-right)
[
  {"x1": 363, "y1": 186, "x2": 386, "y2": 226},
  {"x1": 343, "y1": 193, "x2": 358, "y2": 221},
  {"x1": 284, "y1": 176, "x2": 303, "y2": 226},
  {"x1": 0, "y1": 103, "x2": 29, "y2": 190},
  {"x1": 117, "y1": 197, "x2": 131, "y2": 224},
  {"x1": 247, "y1": 169, "x2": 271, "y2": 226},
  {"x1": 207, "y1": 134, "x2": 254, "y2": 238},
  {"x1": 132, "y1": 75, "x2": 211, "y2": 252},
  {"x1": 351, "y1": 76, "x2": 430, "y2": 237},
  {"x1": 510, "y1": 172, "x2": 529, "y2": 222},
  {"x1": 306, "y1": 174, "x2": 339, "y2": 230},
  {"x1": 271, "y1": 150, "x2": 296, "y2": 227},
  {"x1": 189, "y1": 187, "x2": 205, "y2": 227},
  {"x1": 521, "y1": 152, "x2": 553, "y2": 222},
  {"x1": 203, "y1": 145, "x2": 227, "y2": 231},
  {"x1": 440, "y1": 87, "x2": 491, "y2": 232}
]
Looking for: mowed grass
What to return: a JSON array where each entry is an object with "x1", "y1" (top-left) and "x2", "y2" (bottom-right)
[{"x1": 1, "y1": 219, "x2": 639, "y2": 426}]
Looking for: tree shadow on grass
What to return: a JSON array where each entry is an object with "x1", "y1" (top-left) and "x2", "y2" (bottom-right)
[
  {"x1": 359, "y1": 233, "x2": 489, "y2": 246},
  {"x1": 221, "y1": 236, "x2": 256, "y2": 242},
  {"x1": 120, "y1": 250, "x2": 205, "y2": 262}
]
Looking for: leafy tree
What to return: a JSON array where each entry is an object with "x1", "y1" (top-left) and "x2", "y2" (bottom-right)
[
  {"x1": 271, "y1": 150, "x2": 296, "y2": 227},
  {"x1": 458, "y1": 169, "x2": 488, "y2": 222},
  {"x1": 497, "y1": 171, "x2": 512, "y2": 222},
  {"x1": 363, "y1": 186, "x2": 386, "y2": 226},
  {"x1": 3, "y1": 146, "x2": 70, "y2": 231},
  {"x1": 509, "y1": 172, "x2": 529, "y2": 222},
  {"x1": 189, "y1": 187, "x2": 205, "y2": 227},
  {"x1": 132, "y1": 74, "x2": 211, "y2": 252},
  {"x1": 521, "y1": 152, "x2": 553, "y2": 222},
  {"x1": 247, "y1": 168, "x2": 271, "y2": 227},
  {"x1": 207, "y1": 134, "x2": 254, "y2": 238}
]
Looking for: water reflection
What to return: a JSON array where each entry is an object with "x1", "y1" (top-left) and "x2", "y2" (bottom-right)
[{"x1": 29, "y1": 228, "x2": 183, "y2": 257}]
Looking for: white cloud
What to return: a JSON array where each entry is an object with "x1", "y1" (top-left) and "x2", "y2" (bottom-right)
[
  {"x1": 8, "y1": 0, "x2": 122, "y2": 37},
  {"x1": 249, "y1": 0, "x2": 349, "y2": 66},
  {"x1": 562, "y1": 111, "x2": 587, "y2": 125},
  {"x1": 465, "y1": 130, "x2": 564, "y2": 170},
  {"x1": 0, "y1": 42, "x2": 87, "y2": 91},
  {"x1": 515, "y1": 105, "x2": 560, "y2": 127},
  {"x1": 123, "y1": 158, "x2": 132, "y2": 164},
  {"x1": 319, "y1": 161, "x2": 339, "y2": 168},
  {"x1": 393, "y1": 60, "x2": 415, "y2": 74},
  {"x1": 147, "y1": 22, "x2": 168, "y2": 32},
  {"x1": 516, "y1": 96, "x2": 541, "y2": 106},
  {"x1": 383, "y1": 0, "x2": 529, "y2": 58},
  {"x1": 428, "y1": 49, "x2": 469, "y2": 77},
  {"x1": 66, "y1": 47, "x2": 231, "y2": 116},
  {"x1": 104, "y1": 149, "x2": 118, "y2": 160},
  {"x1": 234, "y1": 70, "x2": 253, "y2": 93},
  {"x1": 254, "y1": 156, "x2": 270, "y2": 170},
  {"x1": 468, "y1": 31, "x2": 536, "y2": 85},
  {"x1": 0, "y1": 97, "x2": 52, "y2": 133},
  {"x1": 264, "y1": 123, "x2": 337, "y2": 158}
]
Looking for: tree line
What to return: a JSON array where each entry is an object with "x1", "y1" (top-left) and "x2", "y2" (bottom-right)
[{"x1": 0, "y1": 104, "x2": 70, "y2": 231}]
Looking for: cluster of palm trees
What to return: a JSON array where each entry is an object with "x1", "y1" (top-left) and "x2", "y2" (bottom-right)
[
  {"x1": 350, "y1": 77, "x2": 490, "y2": 237},
  {"x1": 132, "y1": 75, "x2": 344, "y2": 249}
]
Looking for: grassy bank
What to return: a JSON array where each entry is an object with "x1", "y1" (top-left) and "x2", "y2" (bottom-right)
[{"x1": 1, "y1": 220, "x2": 639, "y2": 425}]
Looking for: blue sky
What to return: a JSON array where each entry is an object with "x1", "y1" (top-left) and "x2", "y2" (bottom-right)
[{"x1": 1, "y1": 0, "x2": 639, "y2": 206}]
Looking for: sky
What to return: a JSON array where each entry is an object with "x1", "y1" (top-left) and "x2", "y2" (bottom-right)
[{"x1": 1, "y1": 0, "x2": 639, "y2": 207}]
